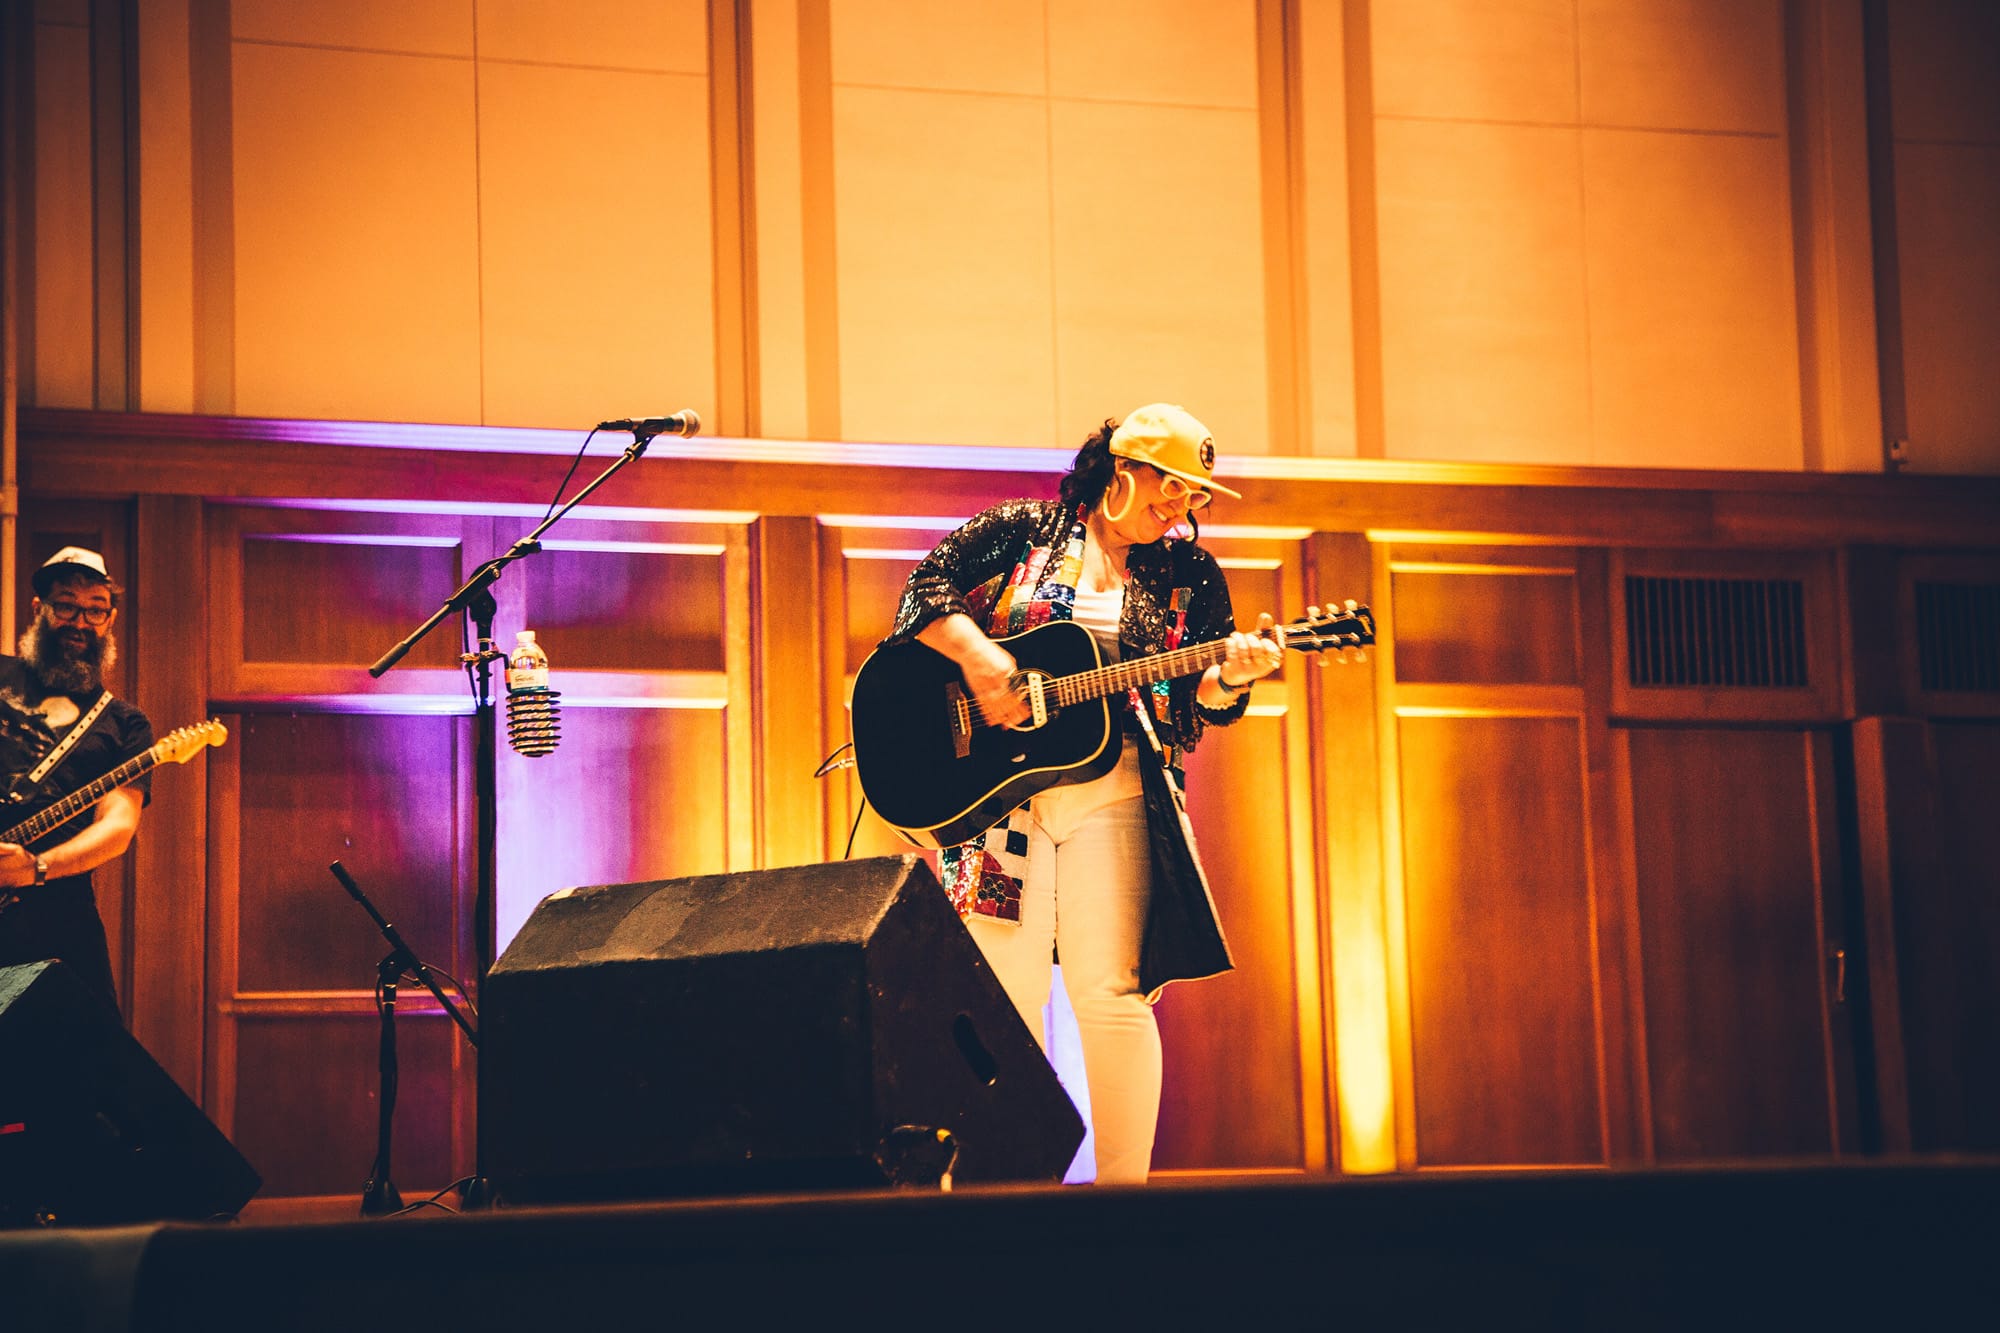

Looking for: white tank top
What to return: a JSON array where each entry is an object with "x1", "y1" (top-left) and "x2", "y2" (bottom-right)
[{"x1": 1069, "y1": 586, "x2": 1124, "y2": 659}]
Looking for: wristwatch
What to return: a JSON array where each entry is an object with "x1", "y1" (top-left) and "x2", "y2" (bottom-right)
[{"x1": 32, "y1": 855, "x2": 49, "y2": 886}]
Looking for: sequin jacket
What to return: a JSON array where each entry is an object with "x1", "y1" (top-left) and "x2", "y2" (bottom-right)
[
  {"x1": 886, "y1": 498, "x2": 1250, "y2": 767},
  {"x1": 885, "y1": 498, "x2": 1246, "y2": 997}
]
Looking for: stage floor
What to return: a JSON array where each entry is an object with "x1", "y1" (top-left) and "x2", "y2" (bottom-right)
[{"x1": 7, "y1": 1160, "x2": 1995, "y2": 1330}]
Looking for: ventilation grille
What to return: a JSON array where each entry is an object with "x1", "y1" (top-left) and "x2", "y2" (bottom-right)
[
  {"x1": 1625, "y1": 576, "x2": 1808, "y2": 688},
  {"x1": 1915, "y1": 581, "x2": 2000, "y2": 693}
]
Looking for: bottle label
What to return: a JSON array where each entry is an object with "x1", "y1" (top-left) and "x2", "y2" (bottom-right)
[{"x1": 507, "y1": 665, "x2": 549, "y2": 692}]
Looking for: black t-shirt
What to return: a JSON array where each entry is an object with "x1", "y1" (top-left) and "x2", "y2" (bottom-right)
[{"x1": 0, "y1": 655, "x2": 155, "y2": 857}]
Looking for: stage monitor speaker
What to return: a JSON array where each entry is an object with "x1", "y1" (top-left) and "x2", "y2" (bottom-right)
[
  {"x1": 0, "y1": 959, "x2": 262, "y2": 1228},
  {"x1": 481, "y1": 854, "x2": 1084, "y2": 1202}
]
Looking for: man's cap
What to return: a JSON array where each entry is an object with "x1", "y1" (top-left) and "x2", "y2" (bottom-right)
[
  {"x1": 1107, "y1": 403, "x2": 1242, "y2": 499},
  {"x1": 33, "y1": 546, "x2": 112, "y2": 597}
]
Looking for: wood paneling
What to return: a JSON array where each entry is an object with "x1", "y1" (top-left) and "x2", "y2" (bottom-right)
[
  {"x1": 1050, "y1": 97, "x2": 1267, "y2": 453},
  {"x1": 1895, "y1": 552, "x2": 2000, "y2": 719},
  {"x1": 1625, "y1": 727, "x2": 1851, "y2": 1159},
  {"x1": 1161, "y1": 710, "x2": 1308, "y2": 1170},
  {"x1": 1372, "y1": 118, "x2": 1591, "y2": 465},
  {"x1": 1858, "y1": 719, "x2": 2000, "y2": 1153},
  {"x1": 475, "y1": 58, "x2": 717, "y2": 432},
  {"x1": 517, "y1": 546, "x2": 726, "y2": 674},
  {"x1": 474, "y1": 0, "x2": 708, "y2": 73},
  {"x1": 230, "y1": 42, "x2": 482, "y2": 423},
  {"x1": 496, "y1": 703, "x2": 730, "y2": 948},
  {"x1": 230, "y1": 1013, "x2": 459, "y2": 1199},
  {"x1": 240, "y1": 538, "x2": 466, "y2": 670},
  {"x1": 1391, "y1": 569, "x2": 1579, "y2": 686},
  {"x1": 1911, "y1": 721, "x2": 2000, "y2": 1149},
  {"x1": 235, "y1": 713, "x2": 464, "y2": 993},
  {"x1": 1398, "y1": 714, "x2": 1603, "y2": 1166},
  {"x1": 1611, "y1": 549, "x2": 1845, "y2": 722},
  {"x1": 129, "y1": 495, "x2": 210, "y2": 1092},
  {"x1": 1581, "y1": 127, "x2": 1803, "y2": 470},
  {"x1": 1371, "y1": 0, "x2": 1578, "y2": 125},
  {"x1": 20, "y1": 411, "x2": 2000, "y2": 1198},
  {"x1": 230, "y1": 0, "x2": 474, "y2": 56},
  {"x1": 1577, "y1": 0, "x2": 1784, "y2": 134},
  {"x1": 831, "y1": 85, "x2": 1057, "y2": 448}
]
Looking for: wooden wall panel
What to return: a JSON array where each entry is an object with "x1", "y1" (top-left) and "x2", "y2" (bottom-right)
[
  {"x1": 475, "y1": 57, "x2": 717, "y2": 432},
  {"x1": 496, "y1": 704, "x2": 730, "y2": 946},
  {"x1": 28, "y1": 13, "x2": 95, "y2": 409},
  {"x1": 1156, "y1": 557, "x2": 1317, "y2": 1172},
  {"x1": 229, "y1": 42, "x2": 482, "y2": 423},
  {"x1": 230, "y1": 1014, "x2": 458, "y2": 1199},
  {"x1": 517, "y1": 545, "x2": 726, "y2": 674},
  {"x1": 234, "y1": 713, "x2": 464, "y2": 993},
  {"x1": 1398, "y1": 714, "x2": 1602, "y2": 1166},
  {"x1": 240, "y1": 537, "x2": 466, "y2": 669},
  {"x1": 1373, "y1": 117, "x2": 1591, "y2": 465},
  {"x1": 1610, "y1": 548, "x2": 1845, "y2": 722},
  {"x1": 1898, "y1": 721, "x2": 2000, "y2": 1151},
  {"x1": 21, "y1": 414, "x2": 2000, "y2": 1198},
  {"x1": 1161, "y1": 710, "x2": 1308, "y2": 1170},
  {"x1": 1391, "y1": 568, "x2": 1579, "y2": 686},
  {"x1": 209, "y1": 510, "x2": 490, "y2": 703},
  {"x1": 1625, "y1": 727, "x2": 1848, "y2": 1159},
  {"x1": 1885, "y1": 2, "x2": 2000, "y2": 476}
]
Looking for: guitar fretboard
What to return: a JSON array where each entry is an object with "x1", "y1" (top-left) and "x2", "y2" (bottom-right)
[
  {"x1": 1050, "y1": 634, "x2": 1268, "y2": 707},
  {"x1": 3, "y1": 751, "x2": 158, "y2": 847}
]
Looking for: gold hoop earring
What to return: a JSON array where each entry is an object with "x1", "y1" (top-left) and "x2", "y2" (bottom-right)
[{"x1": 1100, "y1": 469, "x2": 1136, "y2": 523}]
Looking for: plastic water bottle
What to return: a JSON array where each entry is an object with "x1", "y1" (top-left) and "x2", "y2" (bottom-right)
[{"x1": 505, "y1": 630, "x2": 560, "y2": 757}]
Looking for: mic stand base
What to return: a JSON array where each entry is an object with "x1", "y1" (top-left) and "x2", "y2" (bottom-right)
[{"x1": 361, "y1": 1177, "x2": 405, "y2": 1217}]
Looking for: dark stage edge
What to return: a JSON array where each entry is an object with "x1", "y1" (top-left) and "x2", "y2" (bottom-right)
[{"x1": 6, "y1": 1160, "x2": 1996, "y2": 1331}]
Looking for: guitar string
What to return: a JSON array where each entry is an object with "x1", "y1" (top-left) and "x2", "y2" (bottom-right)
[
  {"x1": 959, "y1": 624, "x2": 1357, "y2": 727},
  {"x1": 6, "y1": 753, "x2": 159, "y2": 845}
]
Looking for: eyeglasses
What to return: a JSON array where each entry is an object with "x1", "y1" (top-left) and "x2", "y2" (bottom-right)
[
  {"x1": 45, "y1": 601, "x2": 113, "y2": 627},
  {"x1": 1146, "y1": 465, "x2": 1213, "y2": 511}
]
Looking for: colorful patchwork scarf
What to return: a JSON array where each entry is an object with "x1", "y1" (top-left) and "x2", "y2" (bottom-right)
[{"x1": 935, "y1": 509, "x2": 1088, "y2": 922}]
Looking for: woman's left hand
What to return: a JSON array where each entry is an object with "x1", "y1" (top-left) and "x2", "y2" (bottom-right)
[{"x1": 1218, "y1": 612, "x2": 1285, "y2": 688}]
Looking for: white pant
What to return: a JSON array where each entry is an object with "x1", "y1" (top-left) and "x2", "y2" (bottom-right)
[{"x1": 965, "y1": 754, "x2": 1160, "y2": 1185}]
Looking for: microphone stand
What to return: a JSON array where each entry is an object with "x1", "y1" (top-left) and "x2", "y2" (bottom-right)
[
  {"x1": 365, "y1": 425, "x2": 666, "y2": 1208},
  {"x1": 330, "y1": 861, "x2": 480, "y2": 1217}
]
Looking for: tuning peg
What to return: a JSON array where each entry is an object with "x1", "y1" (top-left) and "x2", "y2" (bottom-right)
[{"x1": 1344, "y1": 599, "x2": 1358, "y2": 611}]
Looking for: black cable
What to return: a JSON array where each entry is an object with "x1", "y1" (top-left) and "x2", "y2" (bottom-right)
[
  {"x1": 811, "y1": 741, "x2": 853, "y2": 778},
  {"x1": 542, "y1": 426, "x2": 603, "y2": 524},
  {"x1": 424, "y1": 966, "x2": 479, "y2": 1023},
  {"x1": 383, "y1": 1175, "x2": 480, "y2": 1219},
  {"x1": 844, "y1": 795, "x2": 868, "y2": 860}
]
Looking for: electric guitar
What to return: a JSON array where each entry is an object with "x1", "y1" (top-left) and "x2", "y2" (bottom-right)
[
  {"x1": 850, "y1": 606, "x2": 1373, "y2": 849},
  {"x1": 1, "y1": 720, "x2": 228, "y2": 913}
]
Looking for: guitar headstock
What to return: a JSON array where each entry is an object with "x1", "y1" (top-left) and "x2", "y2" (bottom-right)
[
  {"x1": 1278, "y1": 601, "x2": 1375, "y2": 662},
  {"x1": 154, "y1": 719, "x2": 229, "y2": 766}
]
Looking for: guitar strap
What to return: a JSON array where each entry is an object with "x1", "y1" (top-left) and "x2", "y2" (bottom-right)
[{"x1": 15, "y1": 690, "x2": 114, "y2": 796}]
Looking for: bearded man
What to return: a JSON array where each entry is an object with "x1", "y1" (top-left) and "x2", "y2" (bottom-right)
[{"x1": 0, "y1": 547, "x2": 155, "y2": 1014}]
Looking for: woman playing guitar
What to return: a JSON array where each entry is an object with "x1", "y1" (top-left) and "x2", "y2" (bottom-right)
[{"x1": 879, "y1": 403, "x2": 1283, "y2": 1185}]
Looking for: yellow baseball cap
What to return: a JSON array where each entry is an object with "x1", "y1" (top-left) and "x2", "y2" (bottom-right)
[{"x1": 1107, "y1": 403, "x2": 1242, "y2": 499}]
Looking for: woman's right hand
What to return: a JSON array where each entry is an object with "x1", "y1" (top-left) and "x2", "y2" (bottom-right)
[
  {"x1": 917, "y1": 614, "x2": 1031, "y2": 729},
  {"x1": 961, "y1": 637, "x2": 1030, "y2": 729}
]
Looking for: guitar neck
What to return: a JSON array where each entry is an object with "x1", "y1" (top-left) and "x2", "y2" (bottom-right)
[
  {"x1": 1052, "y1": 634, "x2": 1248, "y2": 706},
  {"x1": 2, "y1": 751, "x2": 158, "y2": 848}
]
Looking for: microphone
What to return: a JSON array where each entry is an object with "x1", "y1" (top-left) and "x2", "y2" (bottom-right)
[{"x1": 597, "y1": 409, "x2": 701, "y2": 438}]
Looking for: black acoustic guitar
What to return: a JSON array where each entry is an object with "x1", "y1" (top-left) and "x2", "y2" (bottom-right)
[{"x1": 850, "y1": 605, "x2": 1373, "y2": 849}]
